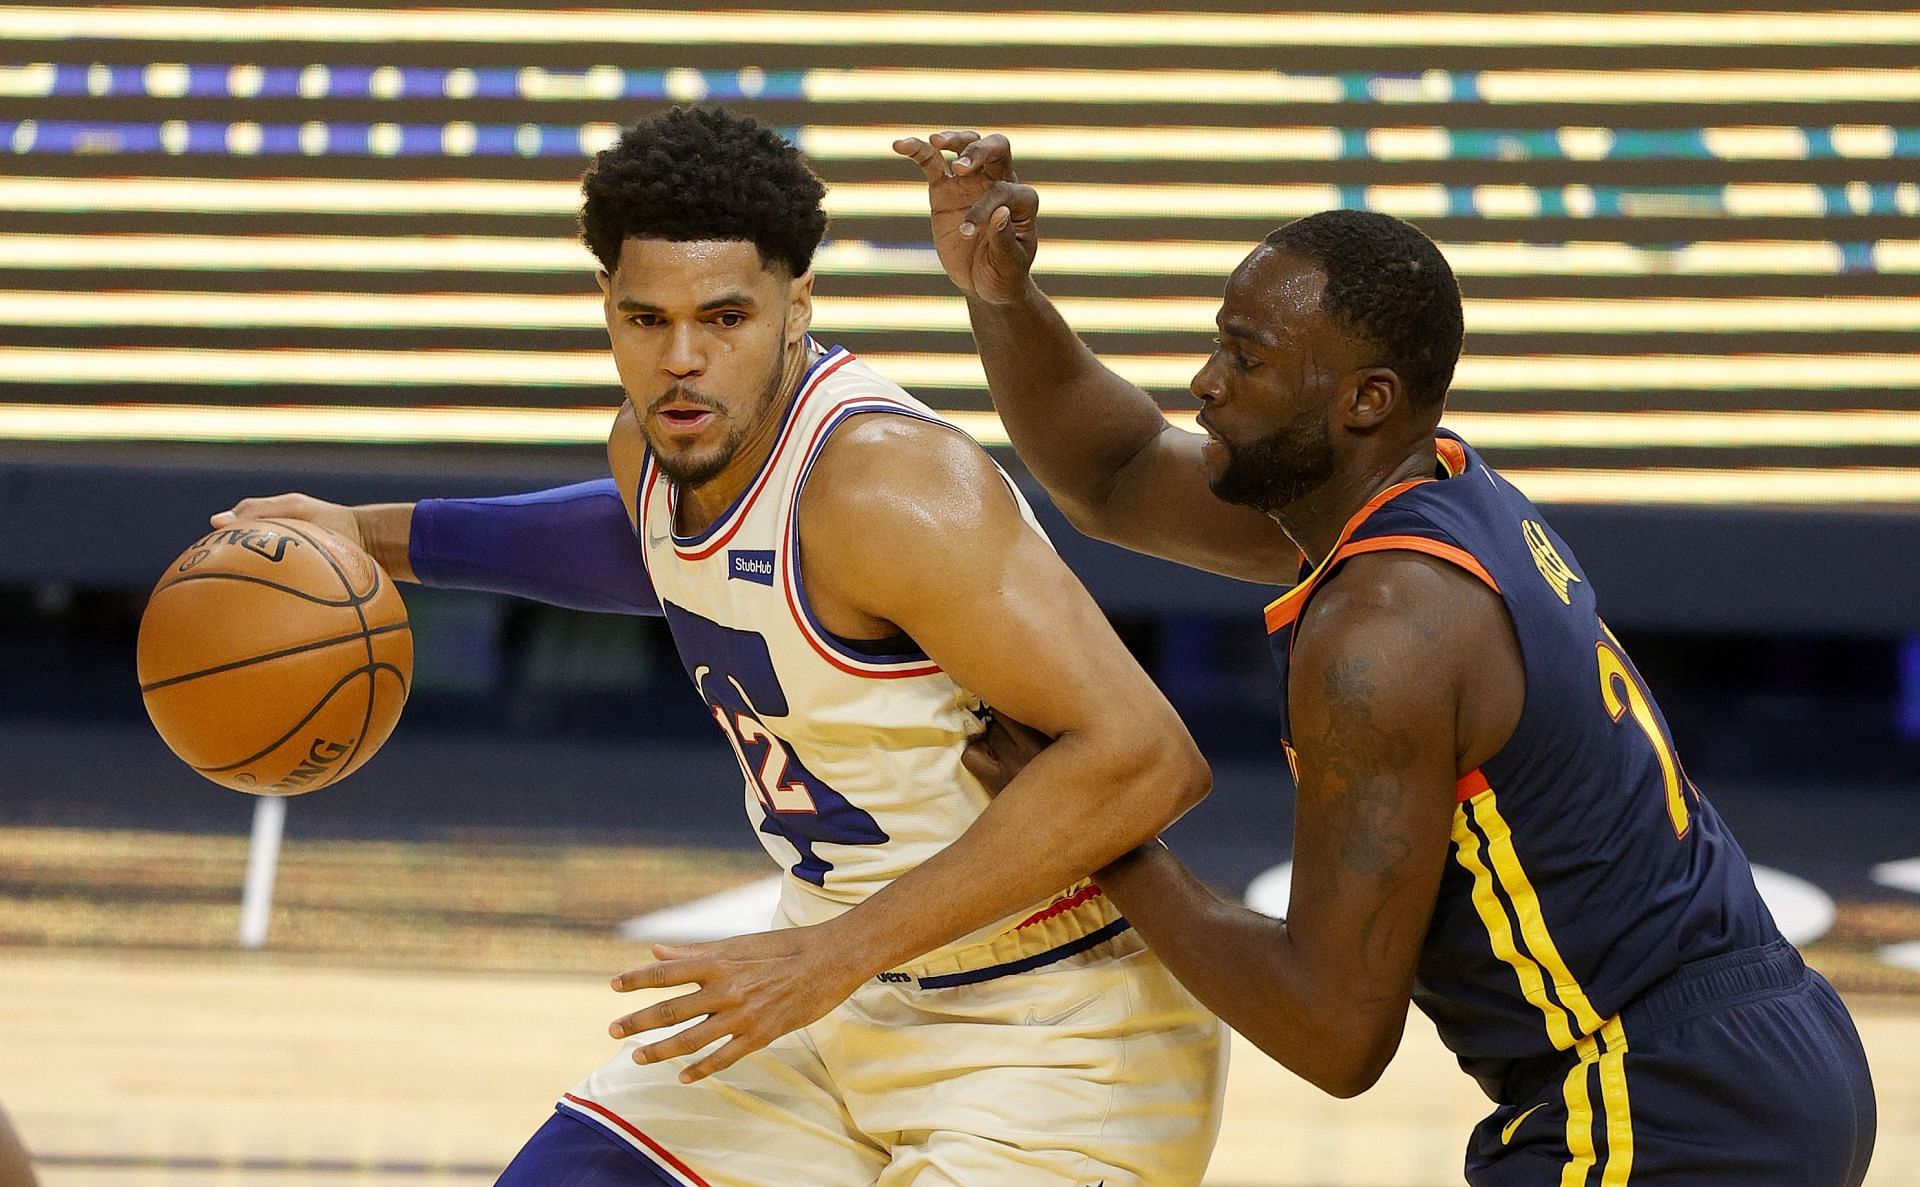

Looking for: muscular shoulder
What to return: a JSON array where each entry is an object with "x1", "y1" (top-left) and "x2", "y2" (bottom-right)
[
  {"x1": 799, "y1": 411, "x2": 1031, "y2": 613},
  {"x1": 801, "y1": 412, "x2": 1015, "y2": 545},
  {"x1": 1295, "y1": 549, "x2": 1522, "y2": 769}
]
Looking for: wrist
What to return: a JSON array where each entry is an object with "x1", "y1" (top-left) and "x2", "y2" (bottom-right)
[
  {"x1": 814, "y1": 914, "x2": 899, "y2": 984},
  {"x1": 356, "y1": 502, "x2": 417, "y2": 583}
]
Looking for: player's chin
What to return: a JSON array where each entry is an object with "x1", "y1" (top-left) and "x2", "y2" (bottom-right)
[
  {"x1": 653, "y1": 439, "x2": 734, "y2": 487},
  {"x1": 1199, "y1": 435, "x2": 1230, "y2": 478}
]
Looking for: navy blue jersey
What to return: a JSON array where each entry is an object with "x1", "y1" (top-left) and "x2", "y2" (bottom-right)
[{"x1": 1265, "y1": 431, "x2": 1779, "y2": 1103}]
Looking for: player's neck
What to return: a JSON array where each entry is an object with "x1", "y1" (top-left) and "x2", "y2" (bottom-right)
[
  {"x1": 675, "y1": 341, "x2": 819, "y2": 530},
  {"x1": 1273, "y1": 449, "x2": 1435, "y2": 568}
]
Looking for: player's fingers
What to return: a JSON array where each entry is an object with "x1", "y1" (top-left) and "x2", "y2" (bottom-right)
[
  {"x1": 953, "y1": 133, "x2": 1014, "y2": 180},
  {"x1": 891, "y1": 136, "x2": 951, "y2": 182},
  {"x1": 633, "y1": 1016, "x2": 732, "y2": 1068},
  {"x1": 211, "y1": 493, "x2": 305, "y2": 527},
  {"x1": 677, "y1": 1034, "x2": 758, "y2": 1084},
  {"x1": 959, "y1": 182, "x2": 1039, "y2": 239},
  {"x1": 607, "y1": 989, "x2": 710, "y2": 1039},
  {"x1": 610, "y1": 957, "x2": 707, "y2": 993},
  {"x1": 930, "y1": 129, "x2": 984, "y2": 158}
]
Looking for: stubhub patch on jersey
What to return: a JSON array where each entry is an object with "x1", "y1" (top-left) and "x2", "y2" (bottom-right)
[{"x1": 728, "y1": 550, "x2": 776, "y2": 585}]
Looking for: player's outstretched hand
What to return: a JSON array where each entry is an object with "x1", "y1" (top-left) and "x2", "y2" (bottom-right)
[
  {"x1": 961, "y1": 710, "x2": 1053, "y2": 796},
  {"x1": 608, "y1": 925, "x2": 869, "y2": 1084},
  {"x1": 210, "y1": 493, "x2": 367, "y2": 552},
  {"x1": 891, "y1": 130, "x2": 1038, "y2": 305}
]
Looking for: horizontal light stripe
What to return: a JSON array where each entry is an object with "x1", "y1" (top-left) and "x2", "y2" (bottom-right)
[
  {"x1": 808, "y1": 68, "x2": 1920, "y2": 106},
  {"x1": 2, "y1": 234, "x2": 1915, "y2": 279},
  {"x1": 16, "y1": 120, "x2": 1914, "y2": 164},
  {"x1": 9, "y1": 63, "x2": 1913, "y2": 107},
  {"x1": 4, "y1": 403, "x2": 1918, "y2": 507},
  {"x1": 0, "y1": 233, "x2": 599, "y2": 273},
  {"x1": 9, "y1": 290, "x2": 1918, "y2": 335},
  {"x1": 1476, "y1": 68, "x2": 1920, "y2": 105},
  {"x1": 1503, "y1": 467, "x2": 1920, "y2": 506},
  {"x1": 0, "y1": 348, "x2": 1915, "y2": 392},
  {"x1": 9, "y1": 176, "x2": 1916, "y2": 220},
  {"x1": 1445, "y1": 410, "x2": 1920, "y2": 449},
  {"x1": 7, "y1": 9, "x2": 1912, "y2": 47}
]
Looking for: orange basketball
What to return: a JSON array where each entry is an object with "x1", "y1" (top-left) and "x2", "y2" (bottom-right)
[{"x1": 137, "y1": 518, "x2": 412, "y2": 795}]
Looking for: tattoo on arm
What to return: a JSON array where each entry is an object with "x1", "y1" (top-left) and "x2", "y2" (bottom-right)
[{"x1": 1315, "y1": 657, "x2": 1417, "y2": 879}]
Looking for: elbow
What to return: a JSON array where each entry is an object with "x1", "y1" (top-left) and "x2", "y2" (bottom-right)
[
  {"x1": 1127, "y1": 726, "x2": 1210, "y2": 828},
  {"x1": 1053, "y1": 494, "x2": 1118, "y2": 544},
  {"x1": 1293, "y1": 1025, "x2": 1400, "y2": 1099},
  {"x1": 1311, "y1": 1057, "x2": 1389, "y2": 1100}
]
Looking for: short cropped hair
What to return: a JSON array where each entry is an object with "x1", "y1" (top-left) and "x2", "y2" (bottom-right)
[
  {"x1": 1266, "y1": 210, "x2": 1463, "y2": 411},
  {"x1": 580, "y1": 106, "x2": 829, "y2": 276}
]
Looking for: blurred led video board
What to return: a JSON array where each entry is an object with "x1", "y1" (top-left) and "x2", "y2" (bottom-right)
[{"x1": 2, "y1": 3, "x2": 1918, "y2": 506}]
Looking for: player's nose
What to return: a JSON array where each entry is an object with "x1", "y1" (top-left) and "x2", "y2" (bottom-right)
[
  {"x1": 1189, "y1": 354, "x2": 1227, "y2": 405},
  {"x1": 660, "y1": 323, "x2": 707, "y2": 377}
]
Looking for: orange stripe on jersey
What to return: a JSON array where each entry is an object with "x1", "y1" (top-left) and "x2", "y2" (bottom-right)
[
  {"x1": 1456, "y1": 767, "x2": 1491, "y2": 802},
  {"x1": 1334, "y1": 535, "x2": 1502, "y2": 594},
  {"x1": 1263, "y1": 477, "x2": 1436, "y2": 633},
  {"x1": 1436, "y1": 435, "x2": 1468, "y2": 477}
]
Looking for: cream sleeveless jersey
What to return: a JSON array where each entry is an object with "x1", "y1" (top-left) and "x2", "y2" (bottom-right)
[{"x1": 632, "y1": 343, "x2": 1084, "y2": 951}]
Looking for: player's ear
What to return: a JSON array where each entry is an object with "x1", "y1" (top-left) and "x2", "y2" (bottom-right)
[
  {"x1": 787, "y1": 270, "x2": 816, "y2": 347},
  {"x1": 595, "y1": 269, "x2": 612, "y2": 299},
  {"x1": 1346, "y1": 366, "x2": 1402, "y2": 431}
]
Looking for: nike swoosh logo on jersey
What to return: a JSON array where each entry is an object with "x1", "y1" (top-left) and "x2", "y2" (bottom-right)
[
  {"x1": 1024, "y1": 994, "x2": 1103, "y2": 1028},
  {"x1": 646, "y1": 530, "x2": 669, "y2": 547},
  {"x1": 1501, "y1": 1102, "x2": 1548, "y2": 1144}
]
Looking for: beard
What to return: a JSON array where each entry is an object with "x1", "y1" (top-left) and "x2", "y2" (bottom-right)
[
  {"x1": 1208, "y1": 403, "x2": 1338, "y2": 514},
  {"x1": 643, "y1": 344, "x2": 792, "y2": 489}
]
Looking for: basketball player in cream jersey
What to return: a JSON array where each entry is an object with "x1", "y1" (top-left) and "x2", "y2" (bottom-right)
[{"x1": 214, "y1": 107, "x2": 1226, "y2": 1185}]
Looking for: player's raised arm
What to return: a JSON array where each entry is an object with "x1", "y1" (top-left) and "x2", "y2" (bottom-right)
[
  {"x1": 608, "y1": 416, "x2": 1211, "y2": 1081},
  {"x1": 894, "y1": 130, "x2": 1299, "y2": 585}
]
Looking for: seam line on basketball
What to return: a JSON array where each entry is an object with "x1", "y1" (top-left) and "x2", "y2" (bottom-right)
[
  {"x1": 139, "y1": 620, "x2": 409, "y2": 694},
  {"x1": 261, "y1": 518, "x2": 382, "y2": 785},
  {"x1": 194, "y1": 662, "x2": 400, "y2": 774},
  {"x1": 151, "y1": 570, "x2": 375, "y2": 608}
]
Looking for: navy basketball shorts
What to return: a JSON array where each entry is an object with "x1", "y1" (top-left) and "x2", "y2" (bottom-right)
[{"x1": 1467, "y1": 938, "x2": 1876, "y2": 1186}]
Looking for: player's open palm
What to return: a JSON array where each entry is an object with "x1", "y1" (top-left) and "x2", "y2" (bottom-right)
[
  {"x1": 608, "y1": 924, "x2": 869, "y2": 1084},
  {"x1": 892, "y1": 130, "x2": 1038, "y2": 305}
]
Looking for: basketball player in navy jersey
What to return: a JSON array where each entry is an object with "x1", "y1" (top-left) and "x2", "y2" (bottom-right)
[
  {"x1": 218, "y1": 108, "x2": 1227, "y2": 1185},
  {"x1": 899, "y1": 130, "x2": 1877, "y2": 1185}
]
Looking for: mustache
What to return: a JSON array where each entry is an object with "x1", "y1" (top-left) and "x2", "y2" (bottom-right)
[{"x1": 645, "y1": 387, "x2": 725, "y2": 415}]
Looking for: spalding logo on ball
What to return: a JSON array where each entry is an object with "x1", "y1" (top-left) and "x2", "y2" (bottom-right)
[{"x1": 137, "y1": 518, "x2": 412, "y2": 794}]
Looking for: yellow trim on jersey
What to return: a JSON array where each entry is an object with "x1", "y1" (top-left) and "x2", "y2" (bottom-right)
[
  {"x1": 1469, "y1": 792, "x2": 1608, "y2": 1035},
  {"x1": 1455, "y1": 784, "x2": 1635, "y2": 1182},
  {"x1": 1560, "y1": 1036, "x2": 1600, "y2": 1187},
  {"x1": 1598, "y1": 1017, "x2": 1635, "y2": 1184},
  {"x1": 1450, "y1": 797, "x2": 1579, "y2": 1051}
]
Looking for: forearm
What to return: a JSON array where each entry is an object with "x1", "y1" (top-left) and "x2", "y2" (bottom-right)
[
  {"x1": 967, "y1": 282, "x2": 1171, "y2": 515},
  {"x1": 404, "y1": 480, "x2": 661, "y2": 615},
  {"x1": 823, "y1": 735, "x2": 1201, "y2": 976},
  {"x1": 1096, "y1": 843, "x2": 1404, "y2": 1096}
]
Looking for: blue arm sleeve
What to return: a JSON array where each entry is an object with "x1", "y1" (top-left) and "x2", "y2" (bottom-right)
[{"x1": 408, "y1": 479, "x2": 662, "y2": 616}]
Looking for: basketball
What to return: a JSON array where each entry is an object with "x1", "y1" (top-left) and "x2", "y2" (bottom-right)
[{"x1": 136, "y1": 518, "x2": 413, "y2": 795}]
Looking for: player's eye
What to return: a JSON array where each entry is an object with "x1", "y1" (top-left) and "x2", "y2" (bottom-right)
[
  {"x1": 714, "y1": 311, "x2": 748, "y2": 328},
  {"x1": 627, "y1": 314, "x2": 661, "y2": 328},
  {"x1": 1212, "y1": 338, "x2": 1257, "y2": 371}
]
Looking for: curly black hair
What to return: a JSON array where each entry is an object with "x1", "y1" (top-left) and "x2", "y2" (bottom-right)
[
  {"x1": 580, "y1": 106, "x2": 828, "y2": 276},
  {"x1": 1265, "y1": 210, "x2": 1463, "y2": 412}
]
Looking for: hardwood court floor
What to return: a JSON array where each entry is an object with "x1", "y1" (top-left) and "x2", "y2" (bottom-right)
[
  {"x1": 0, "y1": 826, "x2": 1912, "y2": 1185},
  {"x1": 0, "y1": 949, "x2": 1912, "y2": 1187}
]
